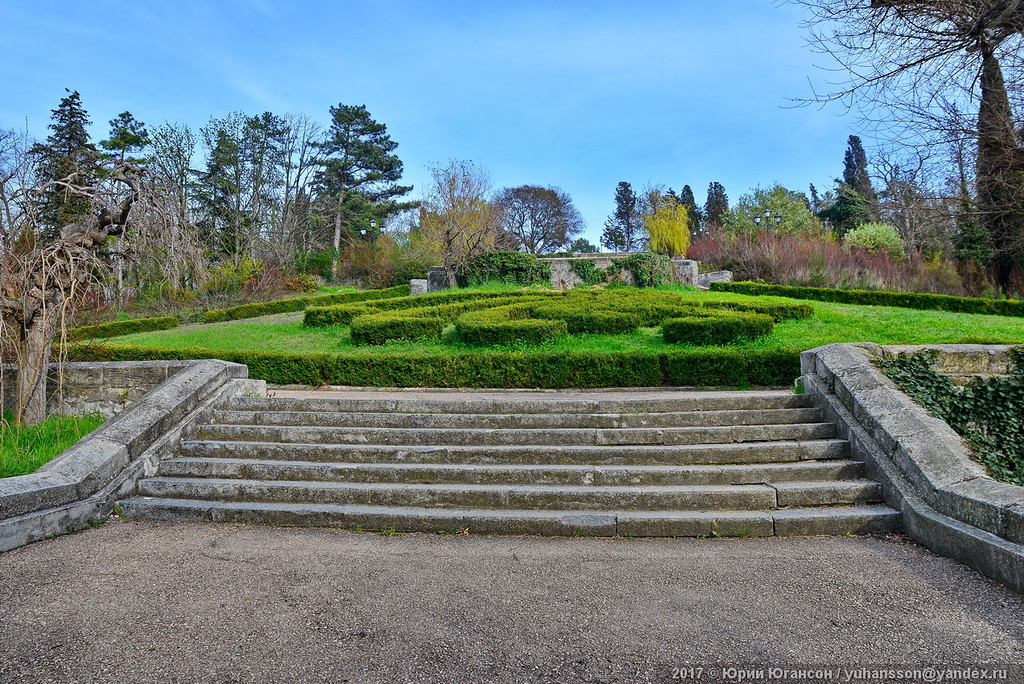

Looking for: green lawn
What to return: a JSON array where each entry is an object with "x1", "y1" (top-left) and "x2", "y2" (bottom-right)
[
  {"x1": 107, "y1": 289, "x2": 1024, "y2": 355},
  {"x1": 1, "y1": 413, "x2": 105, "y2": 478}
]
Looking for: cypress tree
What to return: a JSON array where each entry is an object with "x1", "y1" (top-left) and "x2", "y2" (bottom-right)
[
  {"x1": 679, "y1": 184, "x2": 703, "y2": 238},
  {"x1": 842, "y1": 135, "x2": 877, "y2": 219},
  {"x1": 703, "y1": 182, "x2": 729, "y2": 230},
  {"x1": 601, "y1": 181, "x2": 639, "y2": 252}
]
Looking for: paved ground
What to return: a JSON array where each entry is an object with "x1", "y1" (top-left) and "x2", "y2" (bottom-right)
[{"x1": 1, "y1": 520, "x2": 1023, "y2": 683}]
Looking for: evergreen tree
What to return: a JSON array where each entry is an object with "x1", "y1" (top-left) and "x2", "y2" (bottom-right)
[
  {"x1": 679, "y1": 184, "x2": 703, "y2": 238},
  {"x1": 703, "y1": 182, "x2": 729, "y2": 230},
  {"x1": 819, "y1": 183, "x2": 873, "y2": 237},
  {"x1": 601, "y1": 181, "x2": 640, "y2": 252},
  {"x1": 842, "y1": 135, "x2": 878, "y2": 219},
  {"x1": 569, "y1": 237, "x2": 599, "y2": 253},
  {"x1": 30, "y1": 89, "x2": 97, "y2": 241},
  {"x1": 100, "y1": 111, "x2": 150, "y2": 162},
  {"x1": 313, "y1": 104, "x2": 414, "y2": 279}
]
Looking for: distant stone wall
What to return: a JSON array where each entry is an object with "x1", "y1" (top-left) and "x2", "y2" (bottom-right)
[{"x1": 423, "y1": 255, "x2": 703, "y2": 292}]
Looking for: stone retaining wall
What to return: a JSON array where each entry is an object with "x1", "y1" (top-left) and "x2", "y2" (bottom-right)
[
  {"x1": 800, "y1": 343, "x2": 1024, "y2": 592},
  {"x1": 3, "y1": 360, "x2": 200, "y2": 418},
  {"x1": 0, "y1": 360, "x2": 264, "y2": 552}
]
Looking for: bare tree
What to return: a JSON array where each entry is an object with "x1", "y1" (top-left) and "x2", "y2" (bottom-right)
[
  {"x1": 418, "y1": 160, "x2": 503, "y2": 287},
  {"x1": 496, "y1": 185, "x2": 585, "y2": 254},
  {"x1": 0, "y1": 161, "x2": 152, "y2": 426},
  {"x1": 793, "y1": 0, "x2": 1024, "y2": 289}
]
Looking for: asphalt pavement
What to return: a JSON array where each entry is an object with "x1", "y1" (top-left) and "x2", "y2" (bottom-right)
[{"x1": 1, "y1": 519, "x2": 1022, "y2": 684}]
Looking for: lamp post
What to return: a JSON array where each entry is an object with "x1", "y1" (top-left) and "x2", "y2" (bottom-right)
[{"x1": 753, "y1": 208, "x2": 782, "y2": 229}]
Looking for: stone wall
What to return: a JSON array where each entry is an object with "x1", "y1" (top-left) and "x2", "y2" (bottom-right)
[
  {"x1": 0, "y1": 359, "x2": 262, "y2": 552},
  {"x1": 2, "y1": 360, "x2": 196, "y2": 419},
  {"x1": 800, "y1": 343, "x2": 1024, "y2": 593}
]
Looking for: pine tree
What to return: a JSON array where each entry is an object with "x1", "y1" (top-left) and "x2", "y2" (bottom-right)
[
  {"x1": 313, "y1": 104, "x2": 414, "y2": 279},
  {"x1": 601, "y1": 181, "x2": 639, "y2": 252},
  {"x1": 679, "y1": 184, "x2": 703, "y2": 238},
  {"x1": 842, "y1": 135, "x2": 878, "y2": 219},
  {"x1": 30, "y1": 90, "x2": 97, "y2": 241},
  {"x1": 703, "y1": 182, "x2": 729, "y2": 230},
  {"x1": 100, "y1": 111, "x2": 150, "y2": 162}
]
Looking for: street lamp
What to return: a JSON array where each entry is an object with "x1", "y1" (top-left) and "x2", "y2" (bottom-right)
[{"x1": 753, "y1": 209, "x2": 782, "y2": 228}]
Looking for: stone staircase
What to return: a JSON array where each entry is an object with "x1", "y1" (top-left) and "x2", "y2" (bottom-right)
[{"x1": 119, "y1": 390, "x2": 901, "y2": 537}]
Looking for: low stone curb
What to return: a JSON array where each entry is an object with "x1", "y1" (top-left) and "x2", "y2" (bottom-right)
[
  {"x1": 0, "y1": 360, "x2": 262, "y2": 552},
  {"x1": 800, "y1": 343, "x2": 1024, "y2": 592}
]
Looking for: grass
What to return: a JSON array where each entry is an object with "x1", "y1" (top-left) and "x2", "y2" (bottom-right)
[
  {"x1": 0, "y1": 412, "x2": 105, "y2": 478},
  {"x1": 106, "y1": 288, "x2": 1024, "y2": 355}
]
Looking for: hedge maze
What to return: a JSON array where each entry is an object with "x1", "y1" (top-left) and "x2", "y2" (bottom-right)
[{"x1": 304, "y1": 288, "x2": 814, "y2": 347}]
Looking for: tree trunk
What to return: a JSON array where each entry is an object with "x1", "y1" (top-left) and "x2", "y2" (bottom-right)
[
  {"x1": 332, "y1": 210, "x2": 342, "y2": 281},
  {"x1": 14, "y1": 310, "x2": 56, "y2": 427},
  {"x1": 976, "y1": 47, "x2": 1024, "y2": 292}
]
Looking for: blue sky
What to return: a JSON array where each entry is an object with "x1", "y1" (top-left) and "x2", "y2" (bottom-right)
[{"x1": 0, "y1": 0, "x2": 857, "y2": 245}]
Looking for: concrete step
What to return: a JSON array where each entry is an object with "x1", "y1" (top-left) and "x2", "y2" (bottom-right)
[
  {"x1": 118, "y1": 497, "x2": 902, "y2": 538},
  {"x1": 230, "y1": 392, "x2": 810, "y2": 415},
  {"x1": 178, "y1": 438, "x2": 851, "y2": 466},
  {"x1": 158, "y1": 457, "x2": 866, "y2": 487},
  {"x1": 135, "y1": 477, "x2": 883, "y2": 511},
  {"x1": 211, "y1": 407, "x2": 824, "y2": 430},
  {"x1": 195, "y1": 422, "x2": 837, "y2": 447}
]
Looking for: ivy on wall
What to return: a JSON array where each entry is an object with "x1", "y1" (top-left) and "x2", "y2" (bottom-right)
[{"x1": 876, "y1": 348, "x2": 1024, "y2": 485}]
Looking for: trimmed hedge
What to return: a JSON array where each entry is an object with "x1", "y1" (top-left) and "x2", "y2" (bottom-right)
[
  {"x1": 662, "y1": 311, "x2": 774, "y2": 345},
  {"x1": 66, "y1": 343, "x2": 803, "y2": 388},
  {"x1": 205, "y1": 285, "x2": 411, "y2": 323},
  {"x1": 455, "y1": 305, "x2": 569, "y2": 347},
  {"x1": 304, "y1": 289, "x2": 562, "y2": 327},
  {"x1": 351, "y1": 315, "x2": 447, "y2": 345},
  {"x1": 69, "y1": 316, "x2": 179, "y2": 341},
  {"x1": 532, "y1": 304, "x2": 640, "y2": 335},
  {"x1": 711, "y1": 281, "x2": 1024, "y2": 317}
]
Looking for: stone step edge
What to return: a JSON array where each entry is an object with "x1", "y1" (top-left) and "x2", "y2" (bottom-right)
[
  {"x1": 162, "y1": 456, "x2": 864, "y2": 475},
  {"x1": 118, "y1": 497, "x2": 901, "y2": 538},
  {"x1": 211, "y1": 407, "x2": 822, "y2": 421}
]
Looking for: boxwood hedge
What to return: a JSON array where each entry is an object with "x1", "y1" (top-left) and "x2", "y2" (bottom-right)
[
  {"x1": 69, "y1": 316, "x2": 179, "y2": 341},
  {"x1": 67, "y1": 343, "x2": 803, "y2": 388},
  {"x1": 205, "y1": 284, "x2": 411, "y2": 323},
  {"x1": 711, "y1": 281, "x2": 1024, "y2": 316},
  {"x1": 662, "y1": 311, "x2": 775, "y2": 345}
]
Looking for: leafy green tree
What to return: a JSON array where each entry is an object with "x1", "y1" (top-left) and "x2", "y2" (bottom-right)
[
  {"x1": 644, "y1": 193, "x2": 690, "y2": 257},
  {"x1": 703, "y1": 182, "x2": 729, "y2": 230},
  {"x1": 313, "y1": 104, "x2": 414, "y2": 280},
  {"x1": 726, "y1": 185, "x2": 820, "y2": 235},
  {"x1": 100, "y1": 111, "x2": 149, "y2": 162},
  {"x1": 819, "y1": 183, "x2": 873, "y2": 237},
  {"x1": 30, "y1": 90, "x2": 97, "y2": 241},
  {"x1": 601, "y1": 181, "x2": 640, "y2": 252},
  {"x1": 569, "y1": 237, "x2": 599, "y2": 253}
]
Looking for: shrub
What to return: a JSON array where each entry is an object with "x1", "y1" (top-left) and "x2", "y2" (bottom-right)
[
  {"x1": 455, "y1": 305, "x2": 568, "y2": 347},
  {"x1": 612, "y1": 253, "x2": 675, "y2": 287},
  {"x1": 464, "y1": 251, "x2": 552, "y2": 287},
  {"x1": 844, "y1": 222, "x2": 907, "y2": 259},
  {"x1": 303, "y1": 289, "x2": 563, "y2": 327},
  {"x1": 350, "y1": 314, "x2": 448, "y2": 345},
  {"x1": 690, "y1": 228, "x2": 965, "y2": 294},
  {"x1": 66, "y1": 343, "x2": 803, "y2": 388},
  {"x1": 69, "y1": 316, "x2": 179, "y2": 341},
  {"x1": 532, "y1": 304, "x2": 640, "y2": 334},
  {"x1": 710, "y1": 281, "x2": 1024, "y2": 317},
  {"x1": 304, "y1": 305, "x2": 382, "y2": 327},
  {"x1": 205, "y1": 285, "x2": 410, "y2": 323},
  {"x1": 662, "y1": 312, "x2": 774, "y2": 345},
  {"x1": 568, "y1": 259, "x2": 610, "y2": 286}
]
